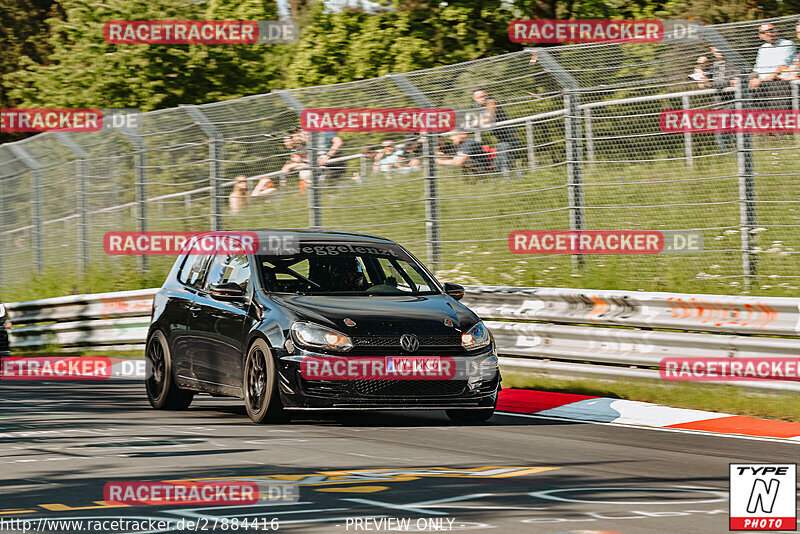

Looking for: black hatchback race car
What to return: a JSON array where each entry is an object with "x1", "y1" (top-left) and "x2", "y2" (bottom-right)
[{"x1": 145, "y1": 230, "x2": 500, "y2": 424}]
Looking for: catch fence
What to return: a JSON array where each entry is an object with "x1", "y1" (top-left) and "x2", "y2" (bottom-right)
[{"x1": 2, "y1": 15, "x2": 800, "y2": 298}]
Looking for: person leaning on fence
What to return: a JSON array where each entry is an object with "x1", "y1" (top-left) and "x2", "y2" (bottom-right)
[
  {"x1": 435, "y1": 128, "x2": 495, "y2": 178},
  {"x1": 693, "y1": 46, "x2": 739, "y2": 151},
  {"x1": 776, "y1": 21, "x2": 800, "y2": 82},
  {"x1": 228, "y1": 175, "x2": 251, "y2": 214},
  {"x1": 749, "y1": 23, "x2": 796, "y2": 109},
  {"x1": 318, "y1": 131, "x2": 346, "y2": 182},
  {"x1": 251, "y1": 175, "x2": 278, "y2": 197},
  {"x1": 372, "y1": 139, "x2": 404, "y2": 175},
  {"x1": 472, "y1": 87, "x2": 523, "y2": 181},
  {"x1": 279, "y1": 129, "x2": 311, "y2": 188}
]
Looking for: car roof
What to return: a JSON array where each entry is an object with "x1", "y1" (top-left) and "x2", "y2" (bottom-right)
[{"x1": 252, "y1": 229, "x2": 398, "y2": 245}]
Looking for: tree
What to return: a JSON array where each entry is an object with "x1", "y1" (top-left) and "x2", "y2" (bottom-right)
[{"x1": 3, "y1": 0, "x2": 289, "y2": 111}]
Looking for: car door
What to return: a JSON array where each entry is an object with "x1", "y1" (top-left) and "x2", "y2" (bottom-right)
[
  {"x1": 190, "y1": 251, "x2": 253, "y2": 390},
  {"x1": 171, "y1": 252, "x2": 213, "y2": 382}
]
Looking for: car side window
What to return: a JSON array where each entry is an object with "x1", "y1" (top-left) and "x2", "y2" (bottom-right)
[
  {"x1": 206, "y1": 253, "x2": 251, "y2": 293},
  {"x1": 179, "y1": 254, "x2": 212, "y2": 289}
]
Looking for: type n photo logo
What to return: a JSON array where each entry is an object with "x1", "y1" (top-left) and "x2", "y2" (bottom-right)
[{"x1": 730, "y1": 464, "x2": 796, "y2": 531}]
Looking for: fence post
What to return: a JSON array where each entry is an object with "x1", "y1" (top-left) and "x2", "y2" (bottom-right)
[
  {"x1": 583, "y1": 108, "x2": 595, "y2": 162},
  {"x1": 735, "y1": 76, "x2": 757, "y2": 285},
  {"x1": 525, "y1": 119, "x2": 537, "y2": 169},
  {"x1": 699, "y1": 26, "x2": 756, "y2": 285},
  {"x1": 792, "y1": 81, "x2": 799, "y2": 146},
  {"x1": 121, "y1": 130, "x2": 148, "y2": 272},
  {"x1": 681, "y1": 95, "x2": 694, "y2": 167},
  {"x1": 386, "y1": 72, "x2": 442, "y2": 269},
  {"x1": 181, "y1": 105, "x2": 223, "y2": 231},
  {"x1": 537, "y1": 50, "x2": 585, "y2": 269},
  {"x1": 7, "y1": 144, "x2": 44, "y2": 274},
  {"x1": 54, "y1": 133, "x2": 89, "y2": 277}
]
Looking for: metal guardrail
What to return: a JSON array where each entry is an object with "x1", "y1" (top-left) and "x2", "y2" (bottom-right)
[
  {"x1": 5, "y1": 286, "x2": 800, "y2": 392},
  {"x1": 6, "y1": 288, "x2": 156, "y2": 350}
]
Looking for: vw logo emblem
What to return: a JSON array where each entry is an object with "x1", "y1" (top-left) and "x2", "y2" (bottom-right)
[{"x1": 400, "y1": 334, "x2": 419, "y2": 353}]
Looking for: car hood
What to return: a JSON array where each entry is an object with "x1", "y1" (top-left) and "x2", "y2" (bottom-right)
[{"x1": 268, "y1": 293, "x2": 478, "y2": 336}]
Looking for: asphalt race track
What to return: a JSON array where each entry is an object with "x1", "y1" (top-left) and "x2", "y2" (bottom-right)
[{"x1": 1, "y1": 380, "x2": 797, "y2": 534}]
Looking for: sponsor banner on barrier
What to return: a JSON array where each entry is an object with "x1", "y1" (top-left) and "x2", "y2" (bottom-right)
[
  {"x1": 103, "y1": 231, "x2": 299, "y2": 255},
  {"x1": 300, "y1": 108, "x2": 456, "y2": 132},
  {"x1": 301, "y1": 356, "x2": 458, "y2": 380},
  {"x1": 1, "y1": 357, "x2": 145, "y2": 380},
  {"x1": 661, "y1": 358, "x2": 800, "y2": 382},
  {"x1": 103, "y1": 20, "x2": 299, "y2": 45},
  {"x1": 508, "y1": 230, "x2": 702, "y2": 254},
  {"x1": 661, "y1": 110, "x2": 800, "y2": 133},
  {"x1": 730, "y1": 464, "x2": 796, "y2": 531},
  {"x1": 1, "y1": 108, "x2": 140, "y2": 133}
]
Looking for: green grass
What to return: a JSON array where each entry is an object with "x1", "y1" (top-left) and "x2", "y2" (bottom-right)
[{"x1": 501, "y1": 371, "x2": 800, "y2": 422}]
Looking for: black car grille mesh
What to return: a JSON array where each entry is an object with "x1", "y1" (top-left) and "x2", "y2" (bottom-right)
[
  {"x1": 351, "y1": 336, "x2": 463, "y2": 355},
  {"x1": 354, "y1": 380, "x2": 466, "y2": 397},
  {"x1": 0, "y1": 329, "x2": 8, "y2": 353}
]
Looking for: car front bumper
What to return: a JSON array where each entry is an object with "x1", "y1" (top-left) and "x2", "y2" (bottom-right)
[{"x1": 274, "y1": 346, "x2": 500, "y2": 410}]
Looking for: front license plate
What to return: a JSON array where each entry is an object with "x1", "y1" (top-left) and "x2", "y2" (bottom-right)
[{"x1": 385, "y1": 356, "x2": 441, "y2": 373}]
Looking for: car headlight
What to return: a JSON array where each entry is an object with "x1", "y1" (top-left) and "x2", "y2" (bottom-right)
[
  {"x1": 291, "y1": 322, "x2": 353, "y2": 352},
  {"x1": 461, "y1": 321, "x2": 491, "y2": 350}
]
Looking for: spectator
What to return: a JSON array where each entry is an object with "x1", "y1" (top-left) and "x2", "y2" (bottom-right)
[
  {"x1": 228, "y1": 175, "x2": 250, "y2": 213},
  {"x1": 435, "y1": 129, "x2": 495, "y2": 177},
  {"x1": 318, "y1": 131, "x2": 346, "y2": 182},
  {"x1": 279, "y1": 129, "x2": 310, "y2": 188},
  {"x1": 692, "y1": 46, "x2": 739, "y2": 151},
  {"x1": 251, "y1": 175, "x2": 278, "y2": 197},
  {"x1": 750, "y1": 23, "x2": 796, "y2": 108},
  {"x1": 372, "y1": 140, "x2": 404, "y2": 174},
  {"x1": 778, "y1": 21, "x2": 800, "y2": 81},
  {"x1": 472, "y1": 87, "x2": 522, "y2": 180},
  {"x1": 690, "y1": 56, "x2": 710, "y2": 87}
]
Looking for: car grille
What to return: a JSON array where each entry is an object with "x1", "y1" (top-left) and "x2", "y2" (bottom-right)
[
  {"x1": 354, "y1": 379, "x2": 467, "y2": 397},
  {"x1": 351, "y1": 336, "x2": 463, "y2": 355},
  {"x1": 0, "y1": 328, "x2": 8, "y2": 353}
]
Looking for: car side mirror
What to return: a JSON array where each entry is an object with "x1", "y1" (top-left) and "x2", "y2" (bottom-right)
[
  {"x1": 209, "y1": 282, "x2": 246, "y2": 301},
  {"x1": 443, "y1": 282, "x2": 465, "y2": 301}
]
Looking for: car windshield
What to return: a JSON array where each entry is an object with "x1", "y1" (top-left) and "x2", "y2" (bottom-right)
[{"x1": 258, "y1": 244, "x2": 439, "y2": 296}]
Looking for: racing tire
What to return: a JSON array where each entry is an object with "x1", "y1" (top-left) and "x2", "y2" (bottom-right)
[
  {"x1": 145, "y1": 330, "x2": 194, "y2": 410},
  {"x1": 243, "y1": 339, "x2": 285, "y2": 423}
]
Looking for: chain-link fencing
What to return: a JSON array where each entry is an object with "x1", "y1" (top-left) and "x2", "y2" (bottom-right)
[{"x1": 2, "y1": 15, "x2": 800, "y2": 299}]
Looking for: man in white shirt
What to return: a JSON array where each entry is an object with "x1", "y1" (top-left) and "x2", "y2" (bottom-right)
[
  {"x1": 750, "y1": 23, "x2": 795, "y2": 87},
  {"x1": 750, "y1": 23, "x2": 795, "y2": 109}
]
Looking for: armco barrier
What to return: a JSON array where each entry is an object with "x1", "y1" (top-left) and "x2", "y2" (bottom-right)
[
  {"x1": 4, "y1": 286, "x2": 800, "y2": 392},
  {"x1": 461, "y1": 286, "x2": 800, "y2": 336},
  {"x1": 6, "y1": 288, "x2": 156, "y2": 350}
]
